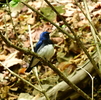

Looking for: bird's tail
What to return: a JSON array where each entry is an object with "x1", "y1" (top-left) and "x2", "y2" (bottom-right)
[
  {"x1": 26, "y1": 57, "x2": 39, "y2": 72},
  {"x1": 26, "y1": 66, "x2": 33, "y2": 72}
]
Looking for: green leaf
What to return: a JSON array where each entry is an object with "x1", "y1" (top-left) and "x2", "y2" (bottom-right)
[
  {"x1": 97, "y1": 91, "x2": 101, "y2": 93},
  {"x1": 40, "y1": 5, "x2": 65, "y2": 21},
  {"x1": 10, "y1": 0, "x2": 20, "y2": 7},
  {"x1": 12, "y1": 0, "x2": 20, "y2": 2},
  {"x1": 10, "y1": 1, "x2": 18, "y2": 7},
  {"x1": 62, "y1": 25, "x2": 66, "y2": 28}
]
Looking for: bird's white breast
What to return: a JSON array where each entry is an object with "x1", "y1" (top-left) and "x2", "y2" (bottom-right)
[
  {"x1": 38, "y1": 44, "x2": 54, "y2": 60},
  {"x1": 30, "y1": 44, "x2": 54, "y2": 68}
]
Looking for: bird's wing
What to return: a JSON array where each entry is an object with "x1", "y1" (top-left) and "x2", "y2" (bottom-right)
[
  {"x1": 26, "y1": 42, "x2": 46, "y2": 72},
  {"x1": 30, "y1": 43, "x2": 46, "y2": 66},
  {"x1": 26, "y1": 37, "x2": 54, "y2": 72},
  {"x1": 31, "y1": 44, "x2": 54, "y2": 67},
  {"x1": 34, "y1": 41, "x2": 43, "y2": 52},
  {"x1": 26, "y1": 44, "x2": 54, "y2": 72}
]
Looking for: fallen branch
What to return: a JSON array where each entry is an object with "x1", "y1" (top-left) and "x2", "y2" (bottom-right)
[
  {"x1": 39, "y1": 53, "x2": 97, "y2": 100},
  {"x1": 43, "y1": 0, "x2": 101, "y2": 78},
  {"x1": 0, "y1": 31, "x2": 92, "y2": 100}
]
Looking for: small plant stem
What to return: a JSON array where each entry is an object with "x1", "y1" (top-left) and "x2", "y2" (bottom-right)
[
  {"x1": 33, "y1": 67, "x2": 50, "y2": 100},
  {"x1": 0, "y1": 32, "x2": 92, "y2": 100},
  {"x1": 43, "y1": 0, "x2": 101, "y2": 78},
  {"x1": 74, "y1": 0, "x2": 98, "y2": 35},
  {"x1": 83, "y1": 0, "x2": 101, "y2": 72},
  {"x1": 28, "y1": 25, "x2": 50, "y2": 100},
  {"x1": 0, "y1": 62, "x2": 41, "y2": 92},
  {"x1": 21, "y1": 1, "x2": 74, "y2": 40},
  {"x1": 6, "y1": 0, "x2": 17, "y2": 37},
  {"x1": 78, "y1": 67, "x2": 94, "y2": 100}
]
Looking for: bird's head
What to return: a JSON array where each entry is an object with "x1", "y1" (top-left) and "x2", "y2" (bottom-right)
[{"x1": 40, "y1": 31, "x2": 50, "y2": 41}]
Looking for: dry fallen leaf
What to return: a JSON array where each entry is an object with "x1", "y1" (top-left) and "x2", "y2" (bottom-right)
[
  {"x1": 18, "y1": 93, "x2": 34, "y2": 100},
  {"x1": 69, "y1": 41, "x2": 81, "y2": 54},
  {"x1": 3, "y1": 58, "x2": 22, "y2": 68},
  {"x1": 27, "y1": 17, "x2": 35, "y2": 25},
  {"x1": 3, "y1": 14, "x2": 10, "y2": 22},
  {"x1": 58, "y1": 62, "x2": 71, "y2": 71},
  {"x1": 0, "y1": 55, "x2": 7, "y2": 61},
  {"x1": 2, "y1": 51, "x2": 22, "y2": 68},
  {"x1": 51, "y1": 37, "x2": 64, "y2": 44},
  {"x1": 58, "y1": 62, "x2": 77, "y2": 74},
  {"x1": 18, "y1": 68, "x2": 27, "y2": 74}
]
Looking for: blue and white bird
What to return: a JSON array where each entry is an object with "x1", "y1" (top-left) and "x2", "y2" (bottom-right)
[{"x1": 26, "y1": 31, "x2": 54, "y2": 72}]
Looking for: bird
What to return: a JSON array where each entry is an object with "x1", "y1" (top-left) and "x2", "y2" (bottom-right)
[{"x1": 26, "y1": 31, "x2": 54, "y2": 72}]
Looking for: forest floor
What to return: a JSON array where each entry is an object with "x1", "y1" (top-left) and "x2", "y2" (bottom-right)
[{"x1": 0, "y1": 0, "x2": 101, "y2": 100}]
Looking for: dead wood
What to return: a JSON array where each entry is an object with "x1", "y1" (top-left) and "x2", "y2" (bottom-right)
[{"x1": 39, "y1": 53, "x2": 98, "y2": 100}]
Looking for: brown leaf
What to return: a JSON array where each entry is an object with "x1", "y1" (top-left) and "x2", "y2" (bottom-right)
[
  {"x1": 58, "y1": 62, "x2": 77, "y2": 74},
  {"x1": 18, "y1": 68, "x2": 26, "y2": 74},
  {"x1": 21, "y1": 6, "x2": 28, "y2": 12},
  {"x1": 5, "y1": 58, "x2": 21, "y2": 67},
  {"x1": 18, "y1": 14, "x2": 26, "y2": 21},
  {"x1": 2, "y1": 51, "x2": 22, "y2": 68},
  {"x1": 0, "y1": 55, "x2": 7, "y2": 61},
  {"x1": 3, "y1": 15, "x2": 10, "y2": 22},
  {"x1": 23, "y1": 41, "x2": 30, "y2": 48},
  {"x1": 69, "y1": 41, "x2": 81, "y2": 54},
  {"x1": 65, "y1": 64, "x2": 77, "y2": 75},
  {"x1": 51, "y1": 37, "x2": 64, "y2": 44},
  {"x1": 32, "y1": 29, "x2": 43, "y2": 41},
  {"x1": 27, "y1": 17, "x2": 35, "y2": 25},
  {"x1": 58, "y1": 62, "x2": 71, "y2": 71}
]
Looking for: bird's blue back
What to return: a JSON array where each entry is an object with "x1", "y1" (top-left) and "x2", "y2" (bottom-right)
[
  {"x1": 26, "y1": 31, "x2": 54, "y2": 72},
  {"x1": 34, "y1": 31, "x2": 53, "y2": 52}
]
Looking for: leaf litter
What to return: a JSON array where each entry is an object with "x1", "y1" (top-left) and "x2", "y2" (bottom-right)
[{"x1": 0, "y1": 0, "x2": 101, "y2": 99}]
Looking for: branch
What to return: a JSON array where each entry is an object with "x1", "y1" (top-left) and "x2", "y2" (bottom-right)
[
  {"x1": 0, "y1": 31, "x2": 92, "y2": 100},
  {"x1": 20, "y1": 1, "x2": 74, "y2": 40},
  {"x1": 0, "y1": 31, "x2": 43, "y2": 60},
  {"x1": 6, "y1": 0, "x2": 17, "y2": 37},
  {"x1": 43, "y1": 0, "x2": 101, "y2": 78},
  {"x1": 28, "y1": 25, "x2": 50, "y2": 100},
  {"x1": 83, "y1": 0, "x2": 101, "y2": 72},
  {"x1": 0, "y1": 62, "x2": 41, "y2": 92},
  {"x1": 74, "y1": 0, "x2": 98, "y2": 34}
]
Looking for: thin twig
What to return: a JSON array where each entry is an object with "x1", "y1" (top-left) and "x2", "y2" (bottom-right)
[
  {"x1": 6, "y1": 0, "x2": 17, "y2": 37},
  {"x1": 74, "y1": 0, "x2": 98, "y2": 35},
  {"x1": 20, "y1": 1, "x2": 74, "y2": 40},
  {"x1": 43, "y1": 0, "x2": 101, "y2": 78},
  {"x1": 0, "y1": 31, "x2": 92, "y2": 100},
  {"x1": 0, "y1": 62, "x2": 41, "y2": 92},
  {"x1": 33, "y1": 67, "x2": 50, "y2": 100},
  {"x1": 83, "y1": 0, "x2": 101, "y2": 72},
  {"x1": 28, "y1": 25, "x2": 50, "y2": 100},
  {"x1": 78, "y1": 67, "x2": 95, "y2": 100}
]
